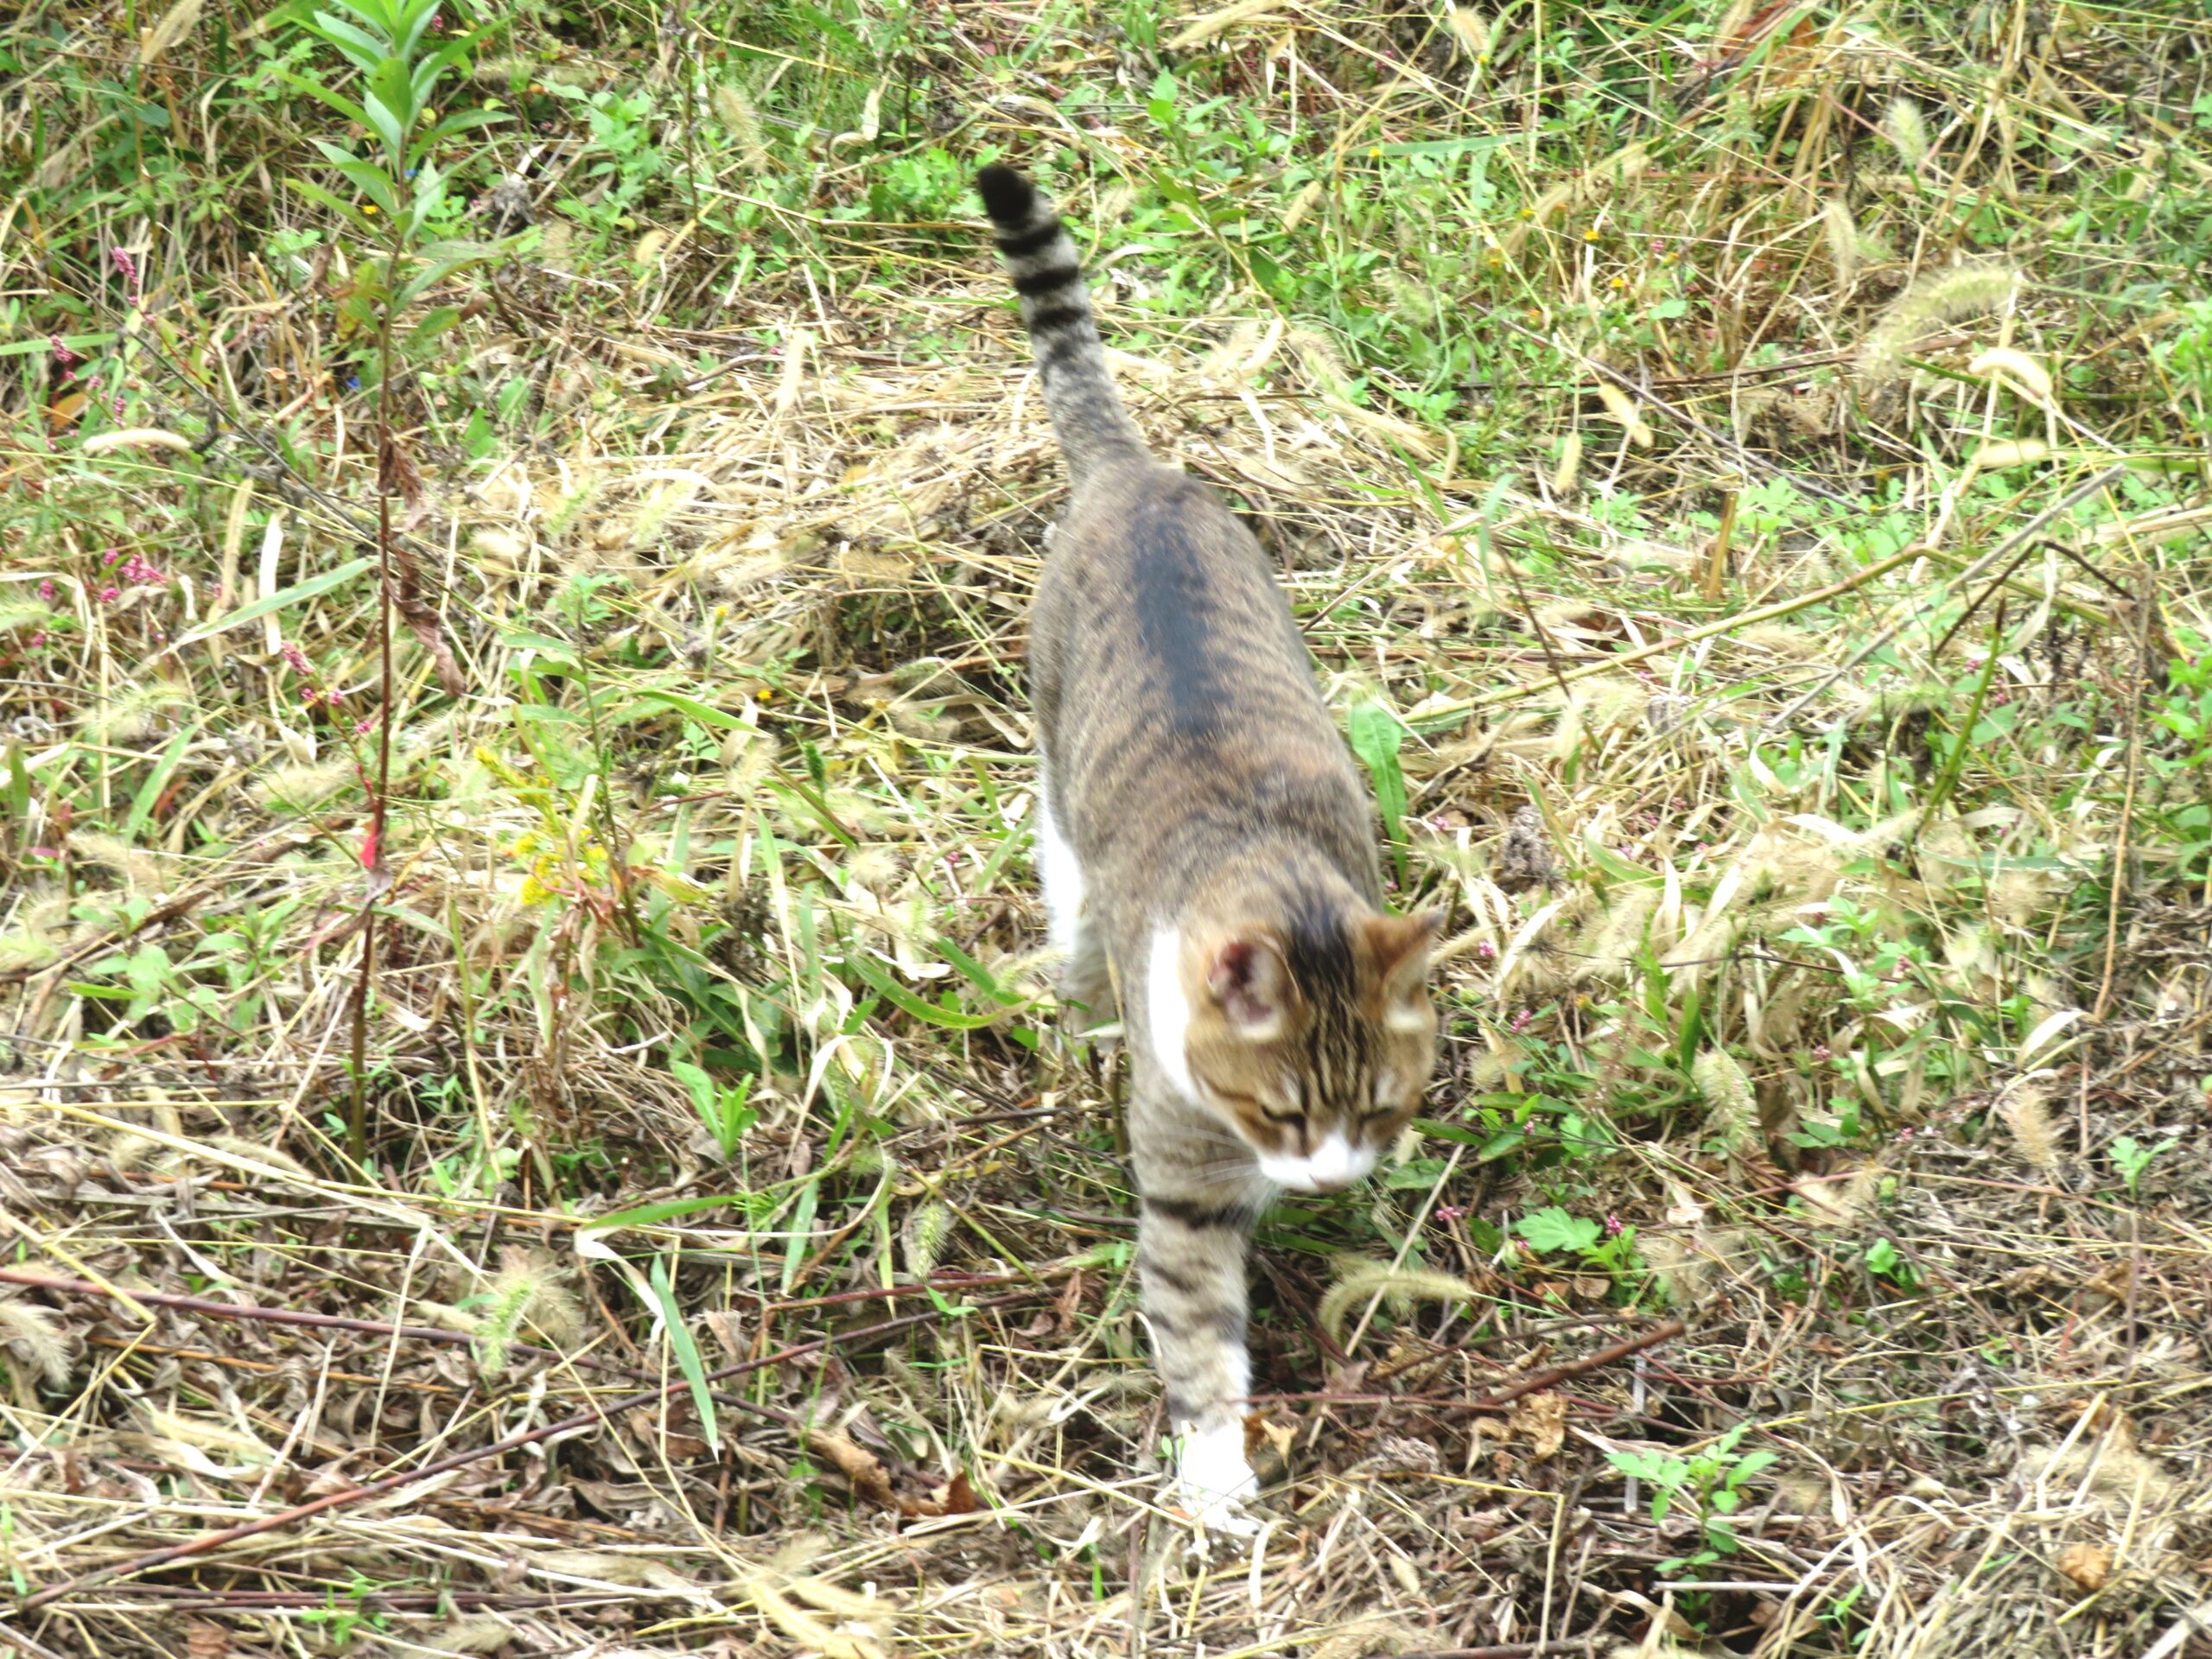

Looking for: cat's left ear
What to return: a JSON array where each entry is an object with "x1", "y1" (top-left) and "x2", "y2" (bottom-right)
[
  {"x1": 1365, "y1": 910, "x2": 1444, "y2": 1007},
  {"x1": 1205, "y1": 932, "x2": 1294, "y2": 1040}
]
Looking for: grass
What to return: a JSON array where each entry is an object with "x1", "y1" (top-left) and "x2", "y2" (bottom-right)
[{"x1": 3, "y1": 0, "x2": 2212, "y2": 1653}]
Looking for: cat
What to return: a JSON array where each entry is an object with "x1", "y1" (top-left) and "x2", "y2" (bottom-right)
[{"x1": 976, "y1": 163, "x2": 1444, "y2": 1529}]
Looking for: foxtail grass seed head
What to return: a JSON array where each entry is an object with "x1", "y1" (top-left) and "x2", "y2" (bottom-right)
[
  {"x1": 1280, "y1": 179, "x2": 1325, "y2": 232},
  {"x1": 0, "y1": 1295, "x2": 73, "y2": 1387},
  {"x1": 1447, "y1": 7, "x2": 1490, "y2": 59},
  {"x1": 1999, "y1": 1079, "x2": 2059, "y2": 1170},
  {"x1": 1967, "y1": 346, "x2": 2055, "y2": 404},
  {"x1": 1166, "y1": 0, "x2": 1285, "y2": 51},
  {"x1": 1318, "y1": 1258, "x2": 1473, "y2": 1346},
  {"x1": 1969, "y1": 438, "x2": 2051, "y2": 472},
  {"x1": 1884, "y1": 98, "x2": 1930, "y2": 169},
  {"x1": 711, "y1": 83, "x2": 770, "y2": 170},
  {"x1": 1692, "y1": 1047, "x2": 1758, "y2": 1151},
  {"x1": 1855, "y1": 263, "x2": 2021, "y2": 387},
  {"x1": 473, "y1": 1252, "x2": 582, "y2": 1377},
  {"x1": 1822, "y1": 197, "x2": 1859, "y2": 289},
  {"x1": 1551, "y1": 429, "x2": 1584, "y2": 496},
  {"x1": 902, "y1": 1201, "x2": 951, "y2": 1279}
]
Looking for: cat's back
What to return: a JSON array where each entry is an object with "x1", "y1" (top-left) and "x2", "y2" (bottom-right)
[
  {"x1": 1032, "y1": 460, "x2": 1316, "y2": 727},
  {"x1": 1031, "y1": 459, "x2": 1374, "y2": 889}
]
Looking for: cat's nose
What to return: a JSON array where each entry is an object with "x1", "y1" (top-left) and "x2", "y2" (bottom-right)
[{"x1": 1303, "y1": 1133, "x2": 1362, "y2": 1192}]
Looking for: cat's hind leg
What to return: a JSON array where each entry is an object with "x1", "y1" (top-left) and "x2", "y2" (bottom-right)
[{"x1": 1035, "y1": 783, "x2": 1111, "y2": 1020}]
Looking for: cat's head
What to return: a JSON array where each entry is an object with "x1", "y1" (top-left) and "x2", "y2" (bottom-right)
[{"x1": 1156, "y1": 907, "x2": 1442, "y2": 1192}]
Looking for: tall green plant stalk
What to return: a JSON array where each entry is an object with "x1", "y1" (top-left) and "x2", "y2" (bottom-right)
[{"x1": 280, "y1": 0, "x2": 502, "y2": 1163}]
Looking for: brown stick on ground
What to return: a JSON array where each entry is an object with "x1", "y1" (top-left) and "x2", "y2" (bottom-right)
[
  {"x1": 1459, "y1": 1317, "x2": 1686, "y2": 1411},
  {"x1": 1391, "y1": 1642, "x2": 1599, "y2": 1659},
  {"x1": 7, "y1": 1291, "x2": 1031, "y2": 1617}
]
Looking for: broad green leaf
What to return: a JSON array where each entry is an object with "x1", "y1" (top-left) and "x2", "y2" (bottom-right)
[
  {"x1": 3, "y1": 741, "x2": 29, "y2": 823},
  {"x1": 173, "y1": 556, "x2": 373, "y2": 648},
  {"x1": 397, "y1": 0, "x2": 449, "y2": 58},
  {"x1": 361, "y1": 86, "x2": 410, "y2": 168},
  {"x1": 935, "y1": 938, "x2": 1027, "y2": 1007},
  {"x1": 585, "y1": 1194, "x2": 744, "y2": 1232},
  {"x1": 303, "y1": 12, "x2": 391, "y2": 72},
  {"x1": 124, "y1": 725, "x2": 198, "y2": 841},
  {"x1": 843, "y1": 948, "x2": 1003, "y2": 1028},
  {"x1": 1374, "y1": 134, "x2": 1511, "y2": 158},
  {"x1": 634, "y1": 687, "x2": 747, "y2": 729},
  {"x1": 281, "y1": 69, "x2": 374, "y2": 130},
  {"x1": 285, "y1": 176, "x2": 379, "y2": 236},
  {"x1": 410, "y1": 31, "x2": 488, "y2": 106},
  {"x1": 1346, "y1": 696, "x2": 1408, "y2": 879},
  {"x1": 649, "y1": 1253, "x2": 719, "y2": 1450},
  {"x1": 408, "y1": 107, "x2": 506, "y2": 163},
  {"x1": 317, "y1": 0, "x2": 403, "y2": 39},
  {"x1": 498, "y1": 629, "x2": 580, "y2": 663},
  {"x1": 780, "y1": 1178, "x2": 818, "y2": 1294},
  {"x1": 312, "y1": 149, "x2": 399, "y2": 217},
  {"x1": 1516, "y1": 1206, "x2": 1602, "y2": 1255}
]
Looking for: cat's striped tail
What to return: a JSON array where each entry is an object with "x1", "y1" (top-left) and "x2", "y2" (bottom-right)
[{"x1": 975, "y1": 164, "x2": 1147, "y2": 477}]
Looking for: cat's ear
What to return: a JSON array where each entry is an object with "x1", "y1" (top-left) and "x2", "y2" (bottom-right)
[
  {"x1": 1205, "y1": 932, "x2": 1293, "y2": 1039},
  {"x1": 1365, "y1": 910, "x2": 1443, "y2": 1025}
]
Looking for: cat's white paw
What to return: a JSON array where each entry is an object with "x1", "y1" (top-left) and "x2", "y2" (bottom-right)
[{"x1": 1172, "y1": 1422, "x2": 1261, "y2": 1535}]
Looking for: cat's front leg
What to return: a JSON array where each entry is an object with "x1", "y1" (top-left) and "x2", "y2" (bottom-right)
[{"x1": 1136, "y1": 1182, "x2": 1263, "y2": 1529}]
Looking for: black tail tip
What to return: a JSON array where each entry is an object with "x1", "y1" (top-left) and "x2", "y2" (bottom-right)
[{"x1": 975, "y1": 163, "x2": 1037, "y2": 226}]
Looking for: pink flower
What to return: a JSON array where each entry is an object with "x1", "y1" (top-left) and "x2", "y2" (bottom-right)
[
  {"x1": 280, "y1": 642, "x2": 313, "y2": 675},
  {"x1": 111, "y1": 248, "x2": 140, "y2": 298},
  {"x1": 101, "y1": 548, "x2": 121, "y2": 566},
  {"x1": 1510, "y1": 1007, "x2": 1534, "y2": 1034},
  {"x1": 98, "y1": 585, "x2": 120, "y2": 603},
  {"x1": 1474, "y1": 938, "x2": 1497, "y2": 961},
  {"x1": 37, "y1": 580, "x2": 54, "y2": 601}
]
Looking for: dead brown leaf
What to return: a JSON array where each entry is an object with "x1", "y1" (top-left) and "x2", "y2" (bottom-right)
[{"x1": 1510, "y1": 1391, "x2": 1568, "y2": 1461}]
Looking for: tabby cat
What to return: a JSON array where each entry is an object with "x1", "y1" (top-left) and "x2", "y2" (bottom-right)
[{"x1": 976, "y1": 164, "x2": 1443, "y2": 1527}]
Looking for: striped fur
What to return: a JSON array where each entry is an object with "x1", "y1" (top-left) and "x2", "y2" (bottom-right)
[
  {"x1": 974, "y1": 163, "x2": 1146, "y2": 478},
  {"x1": 976, "y1": 165, "x2": 1444, "y2": 1526}
]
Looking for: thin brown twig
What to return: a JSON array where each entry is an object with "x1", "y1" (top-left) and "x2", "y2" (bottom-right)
[
  {"x1": 1466, "y1": 1319, "x2": 1687, "y2": 1410},
  {"x1": 1390, "y1": 1640, "x2": 1599, "y2": 1659},
  {"x1": 2094, "y1": 564, "x2": 2158, "y2": 1022}
]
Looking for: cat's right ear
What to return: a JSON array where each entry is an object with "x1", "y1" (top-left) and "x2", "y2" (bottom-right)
[{"x1": 1205, "y1": 933, "x2": 1292, "y2": 1040}]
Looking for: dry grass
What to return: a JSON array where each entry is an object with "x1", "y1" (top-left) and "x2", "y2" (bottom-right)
[{"x1": 3, "y1": 0, "x2": 2211, "y2": 1654}]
